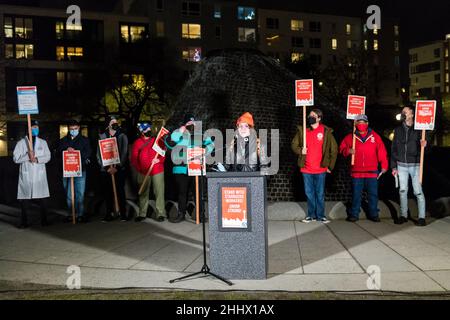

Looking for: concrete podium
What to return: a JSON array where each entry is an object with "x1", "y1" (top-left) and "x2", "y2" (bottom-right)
[{"x1": 206, "y1": 172, "x2": 268, "y2": 280}]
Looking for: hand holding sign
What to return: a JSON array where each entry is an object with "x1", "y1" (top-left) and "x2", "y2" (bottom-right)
[
  {"x1": 415, "y1": 100, "x2": 436, "y2": 184},
  {"x1": 347, "y1": 95, "x2": 366, "y2": 166}
]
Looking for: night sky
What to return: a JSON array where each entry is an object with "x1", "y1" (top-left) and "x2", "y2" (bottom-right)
[{"x1": 259, "y1": 0, "x2": 450, "y2": 47}]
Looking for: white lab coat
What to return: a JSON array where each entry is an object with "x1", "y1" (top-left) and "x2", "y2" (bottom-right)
[{"x1": 13, "y1": 136, "x2": 51, "y2": 200}]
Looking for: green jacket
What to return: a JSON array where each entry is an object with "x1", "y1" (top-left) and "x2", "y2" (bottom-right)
[{"x1": 291, "y1": 125, "x2": 338, "y2": 171}]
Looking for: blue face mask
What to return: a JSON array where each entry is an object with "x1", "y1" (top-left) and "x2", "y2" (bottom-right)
[
  {"x1": 31, "y1": 128, "x2": 39, "y2": 137},
  {"x1": 70, "y1": 129, "x2": 79, "y2": 137}
]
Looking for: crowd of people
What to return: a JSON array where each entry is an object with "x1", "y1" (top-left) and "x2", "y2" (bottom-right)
[{"x1": 12, "y1": 107, "x2": 429, "y2": 229}]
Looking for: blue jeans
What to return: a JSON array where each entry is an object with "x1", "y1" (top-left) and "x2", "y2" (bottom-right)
[
  {"x1": 303, "y1": 173, "x2": 326, "y2": 220},
  {"x1": 63, "y1": 172, "x2": 86, "y2": 217},
  {"x1": 350, "y1": 178, "x2": 379, "y2": 220},
  {"x1": 398, "y1": 165, "x2": 426, "y2": 219}
]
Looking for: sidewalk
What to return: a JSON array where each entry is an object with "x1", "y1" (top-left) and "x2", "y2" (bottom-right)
[{"x1": 0, "y1": 204, "x2": 449, "y2": 293}]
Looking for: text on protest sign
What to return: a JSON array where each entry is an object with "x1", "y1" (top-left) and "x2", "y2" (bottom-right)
[
  {"x1": 295, "y1": 79, "x2": 314, "y2": 106},
  {"x1": 63, "y1": 151, "x2": 82, "y2": 178},
  {"x1": 221, "y1": 186, "x2": 248, "y2": 229},
  {"x1": 415, "y1": 100, "x2": 436, "y2": 131},
  {"x1": 152, "y1": 127, "x2": 170, "y2": 157},
  {"x1": 99, "y1": 137, "x2": 120, "y2": 167},
  {"x1": 347, "y1": 95, "x2": 366, "y2": 120},
  {"x1": 17, "y1": 86, "x2": 39, "y2": 115},
  {"x1": 187, "y1": 147, "x2": 206, "y2": 177}
]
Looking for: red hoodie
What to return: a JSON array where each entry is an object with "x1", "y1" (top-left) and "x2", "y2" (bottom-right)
[
  {"x1": 340, "y1": 129, "x2": 388, "y2": 178},
  {"x1": 130, "y1": 136, "x2": 165, "y2": 176}
]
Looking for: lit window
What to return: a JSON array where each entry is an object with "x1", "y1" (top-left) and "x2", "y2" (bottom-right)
[
  {"x1": 445, "y1": 48, "x2": 449, "y2": 58},
  {"x1": 130, "y1": 26, "x2": 146, "y2": 42},
  {"x1": 394, "y1": 41, "x2": 399, "y2": 52},
  {"x1": 291, "y1": 19, "x2": 303, "y2": 31},
  {"x1": 395, "y1": 56, "x2": 400, "y2": 67},
  {"x1": 347, "y1": 40, "x2": 352, "y2": 49},
  {"x1": 5, "y1": 44, "x2": 14, "y2": 58},
  {"x1": 67, "y1": 47, "x2": 83, "y2": 60},
  {"x1": 4, "y1": 17, "x2": 13, "y2": 38},
  {"x1": 446, "y1": 73, "x2": 450, "y2": 82},
  {"x1": 332, "y1": 38, "x2": 338, "y2": 50},
  {"x1": 394, "y1": 25, "x2": 399, "y2": 36},
  {"x1": 66, "y1": 22, "x2": 82, "y2": 31},
  {"x1": 182, "y1": 47, "x2": 202, "y2": 62},
  {"x1": 373, "y1": 39, "x2": 379, "y2": 51},
  {"x1": 291, "y1": 52, "x2": 304, "y2": 63},
  {"x1": 156, "y1": 21, "x2": 164, "y2": 37},
  {"x1": 121, "y1": 24, "x2": 146, "y2": 43},
  {"x1": 56, "y1": 21, "x2": 64, "y2": 39},
  {"x1": 182, "y1": 1, "x2": 201, "y2": 16},
  {"x1": 364, "y1": 40, "x2": 368, "y2": 50},
  {"x1": 346, "y1": 24, "x2": 351, "y2": 35},
  {"x1": 214, "y1": 4, "x2": 221, "y2": 18},
  {"x1": 15, "y1": 44, "x2": 33, "y2": 59},
  {"x1": 182, "y1": 23, "x2": 201, "y2": 39},
  {"x1": 237, "y1": 7, "x2": 255, "y2": 20},
  {"x1": 56, "y1": 46, "x2": 65, "y2": 61},
  {"x1": 373, "y1": 25, "x2": 378, "y2": 35},
  {"x1": 238, "y1": 27, "x2": 255, "y2": 42}
]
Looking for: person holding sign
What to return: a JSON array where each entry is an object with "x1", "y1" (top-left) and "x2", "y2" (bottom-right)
[
  {"x1": 57, "y1": 120, "x2": 92, "y2": 223},
  {"x1": 291, "y1": 109, "x2": 338, "y2": 224},
  {"x1": 164, "y1": 114, "x2": 214, "y2": 223},
  {"x1": 130, "y1": 123, "x2": 166, "y2": 223},
  {"x1": 391, "y1": 106, "x2": 430, "y2": 227},
  {"x1": 339, "y1": 115, "x2": 388, "y2": 223},
  {"x1": 13, "y1": 120, "x2": 51, "y2": 228},
  {"x1": 96, "y1": 116, "x2": 129, "y2": 222}
]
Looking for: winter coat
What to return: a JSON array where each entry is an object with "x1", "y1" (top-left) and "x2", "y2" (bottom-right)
[
  {"x1": 340, "y1": 129, "x2": 389, "y2": 178},
  {"x1": 57, "y1": 134, "x2": 92, "y2": 169},
  {"x1": 391, "y1": 123, "x2": 431, "y2": 168},
  {"x1": 13, "y1": 136, "x2": 51, "y2": 199},
  {"x1": 96, "y1": 129, "x2": 129, "y2": 172},
  {"x1": 291, "y1": 124, "x2": 338, "y2": 170},
  {"x1": 225, "y1": 131, "x2": 269, "y2": 172},
  {"x1": 130, "y1": 136, "x2": 165, "y2": 176}
]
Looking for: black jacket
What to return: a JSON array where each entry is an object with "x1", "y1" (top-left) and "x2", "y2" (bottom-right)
[
  {"x1": 57, "y1": 134, "x2": 92, "y2": 168},
  {"x1": 96, "y1": 129, "x2": 129, "y2": 171},
  {"x1": 391, "y1": 123, "x2": 431, "y2": 168}
]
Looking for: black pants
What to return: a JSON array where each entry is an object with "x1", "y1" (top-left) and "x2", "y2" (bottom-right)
[
  {"x1": 20, "y1": 198, "x2": 48, "y2": 225},
  {"x1": 175, "y1": 174, "x2": 194, "y2": 214},
  {"x1": 102, "y1": 170, "x2": 127, "y2": 218}
]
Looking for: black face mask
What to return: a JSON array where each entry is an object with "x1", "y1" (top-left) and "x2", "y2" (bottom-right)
[
  {"x1": 143, "y1": 131, "x2": 152, "y2": 138},
  {"x1": 400, "y1": 114, "x2": 407, "y2": 122},
  {"x1": 307, "y1": 116, "x2": 318, "y2": 126},
  {"x1": 110, "y1": 124, "x2": 119, "y2": 131}
]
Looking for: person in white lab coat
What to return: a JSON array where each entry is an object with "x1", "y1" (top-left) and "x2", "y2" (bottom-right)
[{"x1": 13, "y1": 120, "x2": 51, "y2": 228}]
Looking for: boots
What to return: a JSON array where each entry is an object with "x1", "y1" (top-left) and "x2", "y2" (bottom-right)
[{"x1": 170, "y1": 210, "x2": 186, "y2": 223}]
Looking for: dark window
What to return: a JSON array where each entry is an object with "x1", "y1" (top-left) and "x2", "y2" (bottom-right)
[
  {"x1": 266, "y1": 18, "x2": 279, "y2": 29},
  {"x1": 434, "y1": 48, "x2": 441, "y2": 58},
  {"x1": 156, "y1": 0, "x2": 164, "y2": 11},
  {"x1": 435, "y1": 74, "x2": 441, "y2": 83},
  {"x1": 215, "y1": 26, "x2": 221, "y2": 39},
  {"x1": 309, "y1": 38, "x2": 321, "y2": 49},
  {"x1": 309, "y1": 21, "x2": 321, "y2": 32},
  {"x1": 182, "y1": 1, "x2": 201, "y2": 16},
  {"x1": 310, "y1": 54, "x2": 322, "y2": 65},
  {"x1": 291, "y1": 37, "x2": 304, "y2": 48}
]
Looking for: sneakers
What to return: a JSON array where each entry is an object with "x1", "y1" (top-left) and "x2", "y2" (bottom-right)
[
  {"x1": 102, "y1": 214, "x2": 114, "y2": 223},
  {"x1": 169, "y1": 212, "x2": 186, "y2": 223},
  {"x1": 302, "y1": 217, "x2": 316, "y2": 223},
  {"x1": 416, "y1": 218, "x2": 426, "y2": 227},
  {"x1": 319, "y1": 218, "x2": 330, "y2": 224},
  {"x1": 134, "y1": 217, "x2": 146, "y2": 222},
  {"x1": 346, "y1": 216, "x2": 358, "y2": 223},
  {"x1": 396, "y1": 216, "x2": 408, "y2": 225},
  {"x1": 156, "y1": 216, "x2": 165, "y2": 222},
  {"x1": 368, "y1": 217, "x2": 381, "y2": 223}
]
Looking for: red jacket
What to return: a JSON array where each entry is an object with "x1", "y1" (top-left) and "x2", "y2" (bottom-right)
[
  {"x1": 130, "y1": 136, "x2": 165, "y2": 176},
  {"x1": 340, "y1": 129, "x2": 388, "y2": 178}
]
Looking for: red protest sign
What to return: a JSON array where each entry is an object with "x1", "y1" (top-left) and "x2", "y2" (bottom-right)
[
  {"x1": 347, "y1": 95, "x2": 366, "y2": 120},
  {"x1": 187, "y1": 147, "x2": 205, "y2": 176},
  {"x1": 152, "y1": 126, "x2": 170, "y2": 157},
  {"x1": 415, "y1": 100, "x2": 436, "y2": 131},
  {"x1": 63, "y1": 150, "x2": 82, "y2": 178},
  {"x1": 99, "y1": 137, "x2": 120, "y2": 167},
  {"x1": 295, "y1": 79, "x2": 314, "y2": 106}
]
